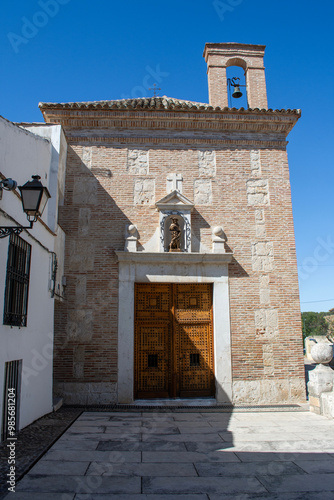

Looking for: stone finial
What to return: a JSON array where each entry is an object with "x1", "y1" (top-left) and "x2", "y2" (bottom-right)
[
  {"x1": 311, "y1": 343, "x2": 333, "y2": 365},
  {"x1": 125, "y1": 224, "x2": 138, "y2": 252},
  {"x1": 212, "y1": 226, "x2": 226, "y2": 253}
]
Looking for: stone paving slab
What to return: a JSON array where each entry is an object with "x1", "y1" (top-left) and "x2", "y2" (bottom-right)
[
  {"x1": 16, "y1": 475, "x2": 141, "y2": 494},
  {"x1": 42, "y1": 449, "x2": 142, "y2": 462},
  {"x1": 142, "y1": 450, "x2": 241, "y2": 463},
  {"x1": 142, "y1": 476, "x2": 267, "y2": 494},
  {"x1": 76, "y1": 495, "x2": 208, "y2": 500},
  {"x1": 59, "y1": 431, "x2": 141, "y2": 440},
  {"x1": 195, "y1": 460, "x2": 305, "y2": 477},
  {"x1": 50, "y1": 439, "x2": 100, "y2": 451},
  {"x1": 28, "y1": 460, "x2": 90, "y2": 475},
  {"x1": 86, "y1": 462, "x2": 197, "y2": 476},
  {"x1": 97, "y1": 440, "x2": 187, "y2": 451},
  {"x1": 208, "y1": 493, "x2": 334, "y2": 500},
  {"x1": 234, "y1": 451, "x2": 334, "y2": 462},
  {"x1": 294, "y1": 458, "x2": 334, "y2": 473},
  {"x1": 142, "y1": 432, "x2": 225, "y2": 442},
  {"x1": 1, "y1": 494, "x2": 75, "y2": 500},
  {"x1": 258, "y1": 473, "x2": 334, "y2": 492}
]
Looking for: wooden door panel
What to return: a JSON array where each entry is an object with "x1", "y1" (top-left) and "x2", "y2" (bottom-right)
[
  {"x1": 134, "y1": 283, "x2": 214, "y2": 399},
  {"x1": 134, "y1": 284, "x2": 171, "y2": 398},
  {"x1": 135, "y1": 283, "x2": 171, "y2": 321},
  {"x1": 135, "y1": 322, "x2": 170, "y2": 398},
  {"x1": 176, "y1": 323, "x2": 214, "y2": 397}
]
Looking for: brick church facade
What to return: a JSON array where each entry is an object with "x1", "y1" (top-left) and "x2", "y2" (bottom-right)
[{"x1": 40, "y1": 43, "x2": 306, "y2": 405}]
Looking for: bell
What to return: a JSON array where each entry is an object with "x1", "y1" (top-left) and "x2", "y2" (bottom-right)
[{"x1": 232, "y1": 86, "x2": 243, "y2": 99}]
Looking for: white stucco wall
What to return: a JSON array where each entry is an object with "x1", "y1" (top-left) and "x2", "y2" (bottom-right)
[
  {"x1": 0, "y1": 116, "x2": 66, "y2": 438},
  {"x1": 22, "y1": 124, "x2": 67, "y2": 233}
]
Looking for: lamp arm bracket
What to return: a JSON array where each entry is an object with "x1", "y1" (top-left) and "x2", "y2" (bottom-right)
[{"x1": 0, "y1": 221, "x2": 33, "y2": 239}]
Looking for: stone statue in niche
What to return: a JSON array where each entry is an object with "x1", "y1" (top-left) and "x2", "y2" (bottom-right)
[{"x1": 169, "y1": 218, "x2": 181, "y2": 252}]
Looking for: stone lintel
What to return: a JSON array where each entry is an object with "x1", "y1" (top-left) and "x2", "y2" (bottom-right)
[{"x1": 115, "y1": 251, "x2": 233, "y2": 265}]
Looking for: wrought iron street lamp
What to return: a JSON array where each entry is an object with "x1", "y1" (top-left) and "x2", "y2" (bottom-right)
[{"x1": 0, "y1": 175, "x2": 51, "y2": 238}]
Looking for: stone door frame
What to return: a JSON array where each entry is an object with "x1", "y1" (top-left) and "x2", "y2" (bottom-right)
[{"x1": 116, "y1": 251, "x2": 233, "y2": 404}]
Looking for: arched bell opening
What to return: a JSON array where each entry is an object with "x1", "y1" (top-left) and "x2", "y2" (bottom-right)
[{"x1": 226, "y1": 63, "x2": 248, "y2": 109}]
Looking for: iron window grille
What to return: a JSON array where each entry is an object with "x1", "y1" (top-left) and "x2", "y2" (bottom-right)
[
  {"x1": 190, "y1": 353, "x2": 201, "y2": 366},
  {"x1": 147, "y1": 354, "x2": 158, "y2": 368},
  {"x1": 3, "y1": 234, "x2": 31, "y2": 327}
]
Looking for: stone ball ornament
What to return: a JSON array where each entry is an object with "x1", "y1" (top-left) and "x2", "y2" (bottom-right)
[
  {"x1": 127, "y1": 224, "x2": 137, "y2": 235},
  {"x1": 311, "y1": 342, "x2": 333, "y2": 365},
  {"x1": 213, "y1": 226, "x2": 223, "y2": 236}
]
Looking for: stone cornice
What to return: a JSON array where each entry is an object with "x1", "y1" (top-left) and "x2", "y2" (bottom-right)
[
  {"x1": 40, "y1": 108, "x2": 300, "y2": 138},
  {"x1": 203, "y1": 42, "x2": 266, "y2": 62}
]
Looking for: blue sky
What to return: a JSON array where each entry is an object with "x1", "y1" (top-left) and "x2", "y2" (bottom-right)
[{"x1": 1, "y1": 0, "x2": 333, "y2": 312}]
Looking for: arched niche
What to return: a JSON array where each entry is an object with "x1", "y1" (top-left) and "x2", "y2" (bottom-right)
[
  {"x1": 162, "y1": 213, "x2": 189, "y2": 252},
  {"x1": 156, "y1": 190, "x2": 194, "y2": 253}
]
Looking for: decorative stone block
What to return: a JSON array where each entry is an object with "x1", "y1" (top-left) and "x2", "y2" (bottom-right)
[
  {"x1": 67, "y1": 309, "x2": 93, "y2": 342},
  {"x1": 73, "y1": 345, "x2": 85, "y2": 379},
  {"x1": 251, "y1": 241, "x2": 274, "y2": 271},
  {"x1": 232, "y1": 378, "x2": 305, "y2": 404},
  {"x1": 75, "y1": 276, "x2": 87, "y2": 305},
  {"x1": 255, "y1": 308, "x2": 279, "y2": 337},
  {"x1": 198, "y1": 150, "x2": 216, "y2": 177},
  {"x1": 246, "y1": 179, "x2": 269, "y2": 206},
  {"x1": 82, "y1": 147, "x2": 92, "y2": 169},
  {"x1": 68, "y1": 240, "x2": 95, "y2": 272},
  {"x1": 194, "y1": 179, "x2": 212, "y2": 205},
  {"x1": 259, "y1": 274, "x2": 270, "y2": 305},
  {"x1": 250, "y1": 149, "x2": 261, "y2": 176},
  {"x1": 259, "y1": 274, "x2": 270, "y2": 289},
  {"x1": 262, "y1": 344, "x2": 274, "y2": 375},
  {"x1": 134, "y1": 178, "x2": 155, "y2": 205},
  {"x1": 260, "y1": 288, "x2": 270, "y2": 304},
  {"x1": 78, "y1": 208, "x2": 91, "y2": 235},
  {"x1": 255, "y1": 208, "x2": 265, "y2": 223},
  {"x1": 127, "y1": 148, "x2": 149, "y2": 175},
  {"x1": 73, "y1": 178, "x2": 98, "y2": 205},
  {"x1": 256, "y1": 224, "x2": 266, "y2": 238}
]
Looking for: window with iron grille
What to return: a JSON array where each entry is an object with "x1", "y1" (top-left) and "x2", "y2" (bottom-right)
[{"x1": 3, "y1": 234, "x2": 31, "y2": 327}]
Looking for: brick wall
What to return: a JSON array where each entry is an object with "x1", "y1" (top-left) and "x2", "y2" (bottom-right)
[{"x1": 51, "y1": 119, "x2": 305, "y2": 404}]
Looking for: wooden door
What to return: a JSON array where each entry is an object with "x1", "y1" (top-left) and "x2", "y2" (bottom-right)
[{"x1": 134, "y1": 283, "x2": 214, "y2": 398}]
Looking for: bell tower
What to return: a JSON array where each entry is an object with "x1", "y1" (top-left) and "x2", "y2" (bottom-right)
[{"x1": 203, "y1": 43, "x2": 268, "y2": 109}]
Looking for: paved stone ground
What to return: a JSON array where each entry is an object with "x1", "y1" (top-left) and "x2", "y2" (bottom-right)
[{"x1": 1, "y1": 408, "x2": 334, "y2": 499}]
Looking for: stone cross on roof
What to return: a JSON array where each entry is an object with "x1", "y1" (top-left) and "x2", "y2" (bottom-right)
[{"x1": 149, "y1": 83, "x2": 161, "y2": 97}]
